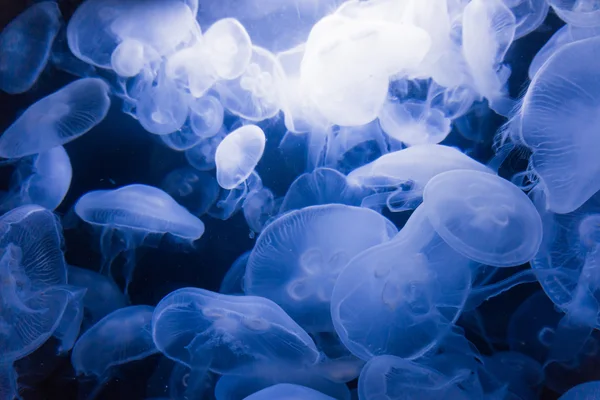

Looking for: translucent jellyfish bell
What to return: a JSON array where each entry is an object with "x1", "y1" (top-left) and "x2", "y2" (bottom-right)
[
  {"x1": 422, "y1": 169, "x2": 543, "y2": 267},
  {"x1": 505, "y1": 0, "x2": 549, "y2": 39},
  {"x1": 0, "y1": 146, "x2": 72, "y2": 213},
  {"x1": 242, "y1": 383, "x2": 336, "y2": 400},
  {"x1": 203, "y1": 18, "x2": 253, "y2": 80},
  {"x1": 548, "y1": 0, "x2": 600, "y2": 27},
  {"x1": 74, "y1": 184, "x2": 205, "y2": 291},
  {"x1": 245, "y1": 204, "x2": 397, "y2": 332},
  {"x1": 559, "y1": 381, "x2": 600, "y2": 399},
  {"x1": 71, "y1": 306, "x2": 157, "y2": 378},
  {"x1": 136, "y1": 74, "x2": 190, "y2": 135},
  {"x1": 161, "y1": 167, "x2": 220, "y2": 217},
  {"x1": 152, "y1": 288, "x2": 320, "y2": 374},
  {"x1": 189, "y1": 95, "x2": 225, "y2": 139},
  {"x1": 219, "y1": 251, "x2": 250, "y2": 295},
  {"x1": 0, "y1": 78, "x2": 110, "y2": 158},
  {"x1": 520, "y1": 36, "x2": 600, "y2": 213},
  {"x1": 186, "y1": 129, "x2": 227, "y2": 171},
  {"x1": 110, "y1": 39, "x2": 145, "y2": 78},
  {"x1": 0, "y1": 2, "x2": 62, "y2": 94},
  {"x1": 215, "y1": 125, "x2": 266, "y2": 190}
]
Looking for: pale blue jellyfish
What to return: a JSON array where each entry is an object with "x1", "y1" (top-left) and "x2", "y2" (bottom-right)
[
  {"x1": 0, "y1": 78, "x2": 110, "y2": 159},
  {"x1": 243, "y1": 187, "x2": 276, "y2": 234},
  {"x1": 71, "y1": 305, "x2": 157, "y2": 396},
  {"x1": 167, "y1": 362, "x2": 215, "y2": 400},
  {"x1": 215, "y1": 125, "x2": 266, "y2": 190},
  {"x1": 185, "y1": 129, "x2": 227, "y2": 171},
  {"x1": 0, "y1": 146, "x2": 72, "y2": 213},
  {"x1": 559, "y1": 381, "x2": 600, "y2": 400},
  {"x1": 152, "y1": 288, "x2": 320, "y2": 374},
  {"x1": 136, "y1": 74, "x2": 190, "y2": 135},
  {"x1": 219, "y1": 251, "x2": 250, "y2": 295},
  {"x1": 347, "y1": 144, "x2": 492, "y2": 212},
  {"x1": 53, "y1": 286, "x2": 87, "y2": 354},
  {"x1": 507, "y1": 0, "x2": 549, "y2": 39},
  {"x1": 74, "y1": 184, "x2": 205, "y2": 292},
  {"x1": 189, "y1": 95, "x2": 225, "y2": 139},
  {"x1": 548, "y1": 0, "x2": 600, "y2": 27},
  {"x1": 161, "y1": 167, "x2": 220, "y2": 217},
  {"x1": 242, "y1": 384, "x2": 336, "y2": 400},
  {"x1": 160, "y1": 123, "x2": 204, "y2": 151},
  {"x1": 67, "y1": 265, "x2": 127, "y2": 330},
  {"x1": 518, "y1": 36, "x2": 600, "y2": 214},
  {"x1": 279, "y1": 168, "x2": 370, "y2": 214},
  {"x1": 245, "y1": 204, "x2": 397, "y2": 333},
  {"x1": 482, "y1": 351, "x2": 544, "y2": 400},
  {"x1": 203, "y1": 18, "x2": 253, "y2": 80},
  {"x1": 0, "y1": 2, "x2": 62, "y2": 94}
]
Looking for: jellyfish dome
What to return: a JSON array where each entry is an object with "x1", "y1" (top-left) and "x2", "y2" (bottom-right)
[
  {"x1": 245, "y1": 204, "x2": 397, "y2": 332},
  {"x1": 559, "y1": 381, "x2": 600, "y2": 400},
  {"x1": 215, "y1": 125, "x2": 266, "y2": 190},
  {"x1": 520, "y1": 36, "x2": 600, "y2": 214},
  {"x1": 242, "y1": 383, "x2": 336, "y2": 400},
  {"x1": 548, "y1": 0, "x2": 600, "y2": 27},
  {"x1": 0, "y1": 78, "x2": 110, "y2": 159},
  {"x1": 152, "y1": 288, "x2": 320, "y2": 374}
]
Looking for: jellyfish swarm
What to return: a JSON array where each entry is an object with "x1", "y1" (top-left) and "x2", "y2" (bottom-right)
[
  {"x1": 518, "y1": 36, "x2": 600, "y2": 214},
  {"x1": 0, "y1": 2, "x2": 62, "y2": 94},
  {"x1": 331, "y1": 170, "x2": 543, "y2": 360},
  {"x1": 74, "y1": 184, "x2": 205, "y2": 293},
  {"x1": 152, "y1": 288, "x2": 320, "y2": 374},
  {"x1": 215, "y1": 125, "x2": 266, "y2": 190},
  {"x1": 0, "y1": 78, "x2": 111, "y2": 159}
]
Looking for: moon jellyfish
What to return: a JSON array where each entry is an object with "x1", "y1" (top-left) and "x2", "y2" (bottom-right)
[
  {"x1": 462, "y1": 0, "x2": 516, "y2": 116},
  {"x1": 358, "y1": 355, "x2": 471, "y2": 400},
  {"x1": 74, "y1": 184, "x2": 205, "y2": 292},
  {"x1": 559, "y1": 381, "x2": 600, "y2": 399},
  {"x1": 160, "y1": 123, "x2": 204, "y2": 152},
  {"x1": 243, "y1": 187, "x2": 277, "y2": 234},
  {"x1": 219, "y1": 251, "x2": 250, "y2": 295},
  {"x1": 165, "y1": 43, "x2": 217, "y2": 98},
  {"x1": 243, "y1": 384, "x2": 336, "y2": 400},
  {"x1": 215, "y1": 125, "x2": 266, "y2": 190},
  {"x1": 279, "y1": 168, "x2": 369, "y2": 214},
  {"x1": 71, "y1": 305, "x2": 157, "y2": 395},
  {"x1": 136, "y1": 75, "x2": 190, "y2": 135},
  {"x1": 152, "y1": 288, "x2": 320, "y2": 374},
  {"x1": 110, "y1": 39, "x2": 145, "y2": 78},
  {"x1": 245, "y1": 204, "x2": 397, "y2": 332},
  {"x1": 185, "y1": 129, "x2": 227, "y2": 171},
  {"x1": 217, "y1": 46, "x2": 283, "y2": 121},
  {"x1": 548, "y1": 0, "x2": 600, "y2": 27},
  {"x1": 0, "y1": 78, "x2": 110, "y2": 159},
  {"x1": 422, "y1": 169, "x2": 543, "y2": 267},
  {"x1": 518, "y1": 36, "x2": 600, "y2": 214},
  {"x1": 189, "y1": 95, "x2": 225, "y2": 139},
  {"x1": 161, "y1": 167, "x2": 220, "y2": 217},
  {"x1": 0, "y1": 146, "x2": 72, "y2": 213},
  {"x1": 53, "y1": 286, "x2": 87, "y2": 354},
  {"x1": 67, "y1": 265, "x2": 127, "y2": 330},
  {"x1": 0, "y1": 2, "x2": 62, "y2": 94},
  {"x1": 300, "y1": 14, "x2": 431, "y2": 126},
  {"x1": 203, "y1": 18, "x2": 252, "y2": 80},
  {"x1": 347, "y1": 145, "x2": 492, "y2": 212},
  {"x1": 483, "y1": 352, "x2": 544, "y2": 400},
  {"x1": 0, "y1": 205, "x2": 69, "y2": 363},
  {"x1": 506, "y1": 0, "x2": 549, "y2": 39}
]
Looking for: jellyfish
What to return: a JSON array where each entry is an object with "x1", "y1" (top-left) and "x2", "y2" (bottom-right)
[
  {"x1": 160, "y1": 123, "x2": 204, "y2": 151},
  {"x1": 71, "y1": 305, "x2": 157, "y2": 397},
  {"x1": 242, "y1": 384, "x2": 336, "y2": 400},
  {"x1": 166, "y1": 361, "x2": 215, "y2": 400},
  {"x1": 0, "y1": 2, "x2": 62, "y2": 94},
  {"x1": 559, "y1": 381, "x2": 600, "y2": 399},
  {"x1": 462, "y1": 0, "x2": 516, "y2": 116},
  {"x1": 219, "y1": 251, "x2": 251, "y2": 295},
  {"x1": 74, "y1": 184, "x2": 205, "y2": 292},
  {"x1": 279, "y1": 168, "x2": 369, "y2": 214},
  {"x1": 53, "y1": 286, "x2": 87, "y2": 354},
  {"x1": 243, "y1": 187, "x2": 277, "y2": 234},
  {"x1": 165, "y1": 42, "x2": 218, "y2": 98},
  {"x1": 189, "y1": 95, "x2": 225, "y2": 139},
  {"x1": 67, "y1": 0, "x2": 200, "y2": 69},
  {"x1": 203, "y1": 18, "x2": 253, "y2": 80},
  {"x1": 0, "y1": 78, "x2": 110, "y2": 158},
  {"x1": 216, "y1": 46, "x2": 283, "y2": 121},
  {"x1": 517, "y1": 36, "x2": 600, "y2": 214},
  {"x1": 67, "y1": 265, "x2": 128, "y2": 331},
  {"x1": 347, "y1": 145, "x2": 492, "y2": 213},
  {"x1": 358, "y1": 355, "x2": 471, "y2": 400},
  {"x1": 244, "y1": 204, "x2": 397, "y2": 332},
  {"x1": 110, "y1": 39, "x2": 146, "y2": 78},
  {"x1": 505, "y1": 0, "x2": 549, "y2": 39},
  {"x1": 185, "y1": 129, "x2": 227, "y2": 171},
  {"x1": 0, "y1": 205, "x2": 70, "y2": 364},
  {"x1": 152, "y1": 288, "x2": 320, "y2": 374},
  {"x1": 161, "y1": 167, "x2": 220, "y2": 217},
  {"x1": 215, "y1": 125, "x2": 266, "y2": 190},
  {"x1": 482, "y1": 352, "x2": 544, "y2": 400},
  {"x1": 0, "y1": 146, "x2": 72, "y2": 213},
  {"x1": 300, "y1": 13, "x2": 431, "y2": 126},
  {"x1": 548, "y1": 0, "x2": 600, "y2": 27}
]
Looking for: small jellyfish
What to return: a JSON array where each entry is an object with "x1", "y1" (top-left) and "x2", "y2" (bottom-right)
[
  {"x1": 74, "y1": 184, "x2": 205, "y2": 292},
  {"x1": 152, "y1": 288, "x2": 320, "y2": 374},
  {"x1": 216, "y1": 46, "x2": 283, "y2": 121},
  {"x1": 71, "y1": 305, "x2": 157, "y2": 396},
  {"x1": 185, "y1": 129, "x2": 227, "y2": 171},
  {"x1": 165, "y1": 42, "x2": 218, "y2": 98},
  {"x1": 215, "y1": 125, "x2": 266, "y2": 190},
  {"x1": 559, "y1": 381, "x2": 600, "y2": 400},
  {"x1": 245, "y1": 204, "x2": 397, "y2": 332},
  {"x1": 242, "y1": 384, "x2": 336, "y2": 400},
  {"x1": 243, "y1": 187, "x2": 277, "y2": 234},
  {"x1": 482, "y1": 352, "x2": 544, "y2": 400},
  {"x1": 219, "y1": 251, "x2": 251, "y2": 295},
  {"x1": 0, "y1": 2, "x2": 62, "y2": 94},
  {"x1": 203, "y1": 18, "x2": 253, "y2": 80},
  {"x1": 110, "y1": 39, "x2": 145, "y2": 78},
  {"x1": 53, "y1": 286, "x2": 87, "y2": 354},
  {"x1": 160, "y1": 123, "x2": 204, "y2": 151},
  {"x1": 161, "y1": 167, "x2": 220, "y2": 217},
  {"x1": 518, "y1": 36, "x2": 600, "y2": 213},
  {"x1": 136, "y1": 74, "x2": 190, "y2": 135},
  {"x1": 189, "y1": 95, "x2": 225, "y2": 139},
  {"x1": 0, "y1": 146, "x2": 72, "y2": 213},
  {"x1": 0, "y1": 78, "x2": 110, "y2": 159},
  {"x1": 548, "y1": 0, "x2": 600, "y2": 27}
]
